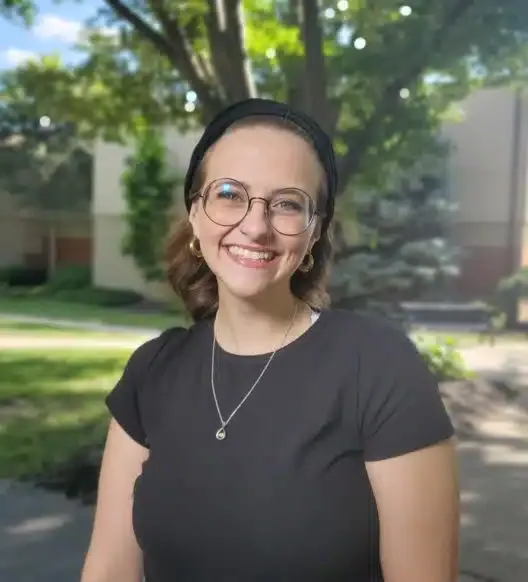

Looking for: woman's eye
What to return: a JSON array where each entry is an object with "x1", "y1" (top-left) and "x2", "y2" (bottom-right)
[
  {"x1": 216, "y1": 184, "x2": 243, "y2": 200},
  {"x1": 273, "y1": 199, "x2": 302, "y2": 212}
]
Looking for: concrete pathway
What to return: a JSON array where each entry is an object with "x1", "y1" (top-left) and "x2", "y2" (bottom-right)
[
  {"x1": 0, "y1": 334, "x2": 151, "y2": 350},
  {"x1": 0, "y1": 323, "x2": 527, "y2": 581},
  {"x1": 0, "y1": 480, "x2": 93, "y2": 582}
]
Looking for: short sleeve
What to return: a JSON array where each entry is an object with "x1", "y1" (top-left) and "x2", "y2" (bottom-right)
[
  {"x1": 105, "y1": 331, "x2": 174, "y2": 447},
  {"x1": 357, "y1": 320, "x2": 454, "y2": 462}
]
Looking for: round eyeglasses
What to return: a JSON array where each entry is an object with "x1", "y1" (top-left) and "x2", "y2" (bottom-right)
[{"x1": 195, "y1": 178, "x2": 318, "y2": 236}]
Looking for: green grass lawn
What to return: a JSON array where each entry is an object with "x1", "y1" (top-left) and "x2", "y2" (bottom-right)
[
  {"x1": 0, "y1": 295, "x2": 187, "y2": 330},
  {"x1": 0, "y1": 318, "x2": 154, "y2": 342},
  {"x1": 0, "y1": 349, "x2": 131, "y2": 478}
]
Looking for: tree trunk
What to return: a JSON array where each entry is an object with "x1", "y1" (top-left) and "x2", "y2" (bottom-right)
[
  {"x1": 47, "y1": 221, "x2": 57, "y2": 276},
  {"x1": 104, "y1": 0, "x2": 479, "y2": 187}
]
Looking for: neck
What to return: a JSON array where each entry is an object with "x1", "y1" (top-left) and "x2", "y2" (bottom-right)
[{"x1": 214, "y1": 286, "x2": 309, "y2": 355}]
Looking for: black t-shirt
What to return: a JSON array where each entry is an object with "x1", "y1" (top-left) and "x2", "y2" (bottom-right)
[{"x1": 106, "y1": 308, "x2": 454, "y2": 582}]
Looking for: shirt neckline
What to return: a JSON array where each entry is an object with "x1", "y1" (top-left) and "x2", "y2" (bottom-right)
[{"x1": 207, "y1": 308, "x2": 331, "y2": 364}]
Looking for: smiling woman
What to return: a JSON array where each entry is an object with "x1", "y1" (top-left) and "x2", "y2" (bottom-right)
[
  {"x1": 166, "y1": 113, "x2": 334, "y2": 321},
  {"x1": 81, "y1": 99, "x2": 459, "y2": 582}
]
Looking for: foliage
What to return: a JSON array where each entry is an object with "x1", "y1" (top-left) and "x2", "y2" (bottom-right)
[
  {"x1": 415, "y1": 336, "x2": 473, "y2": 381},
  {"x1": 0, "y1": 265, "x2": 47, "y2": 286},
  {"x1": 331, "y1": 173, "x2": 461, "y2": 311},
  {"x1": 487, "y1": 266, "x2": 528, "y2": 328},
  {"x1": 51, "y1": 287, "x2": 144, "y2": 307},
  {"x1": 45, "y1": 266, "x2": 92, "y2": 292},
  {"x1": 0, "y1": 119, "x2": 92, "y2": 215},
  {"x1": 121, "y1": 126, "x2": 179, "y2": 281},
  {"x1": 1, "y1": 0, "x2": 528, "y2": 193},
  {"x1": 1, "y1": 280, "x2": 145, "y2": 307},
  {"x1": 0, "y1": 263, "x2": 143, "y2": 307}
]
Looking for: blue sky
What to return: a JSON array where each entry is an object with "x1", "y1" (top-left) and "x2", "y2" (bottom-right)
[{"x1": 0, "y1": 0, "x2": 106, "y2": 70}]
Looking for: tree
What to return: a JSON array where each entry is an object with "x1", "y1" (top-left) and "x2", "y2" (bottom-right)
[
  {"x1": 0, "y1": 112, "x2": 92, "y2": 273},
  {"x1": 2, "y1": 0, "x2": 528, "y2": 193},
  {"x1": 121, "y1": 125, "x2": 180, "y2": 281},
  {"x1": 331, "y1": 172, "x2": 461, "y2": 317}
]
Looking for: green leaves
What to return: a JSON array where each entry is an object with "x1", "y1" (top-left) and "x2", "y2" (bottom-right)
[
  {"x1": 1, "y1": 0, "x2": 527, "y2": 192},
  {"x1": 121, "y1": 127, "x2": 180, "y2": 281},
  {"x1": 0, "y1": 0, "x2": 33, "y2": 25},
  {"x1": 0, "y1": 111, "x2": 91, "y2": 216}
]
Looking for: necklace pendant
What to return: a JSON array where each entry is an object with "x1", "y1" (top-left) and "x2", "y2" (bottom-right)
[{"x1": 216, "y1": 427, "x2": 226, "y2": 441}]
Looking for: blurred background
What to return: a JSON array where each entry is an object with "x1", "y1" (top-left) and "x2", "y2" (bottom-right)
[{"x1": 0, "y1": 1, "x2": 527, "y2": 581}]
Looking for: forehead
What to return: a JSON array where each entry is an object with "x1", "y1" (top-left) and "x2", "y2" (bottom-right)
[{"x1": 203, "y1": 124, "x2": 322, "y2": 192}]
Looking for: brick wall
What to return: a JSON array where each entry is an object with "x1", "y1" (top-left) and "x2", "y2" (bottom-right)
[{"x1": 456, "y1": 245, "x2": 511, "y2": 298}]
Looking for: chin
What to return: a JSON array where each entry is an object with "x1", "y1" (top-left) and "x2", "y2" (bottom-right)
[
  {"x1": 217, "y1": 269, "x2": 291, "y2": 303},
  {"x1": 221, "y1": 279, "x2": 278, "y2": 301}
]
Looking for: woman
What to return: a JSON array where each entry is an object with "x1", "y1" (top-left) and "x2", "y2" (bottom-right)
[{"x1": 81, "y1": 99, "x2": 459, "y2": 582}]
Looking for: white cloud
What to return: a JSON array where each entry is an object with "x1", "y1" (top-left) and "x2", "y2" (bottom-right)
[
  {"x1": 33, "y1": 14, "x2": 118, "y2": 45},
  {"x1": 34, "y1": 14, "x2": 83, "y2": 43},
  {"x1": 3, "y1": 48, "x2": 38, "y2": 66}
]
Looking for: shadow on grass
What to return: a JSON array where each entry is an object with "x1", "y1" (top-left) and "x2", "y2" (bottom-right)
[{"x1": 0, "y1": 349, "x2": 131, "y2": 480}]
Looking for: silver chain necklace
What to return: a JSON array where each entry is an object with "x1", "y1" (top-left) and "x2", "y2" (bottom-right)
[{"x1": 210, "y1": 302, "x2": 299, "y2": 441}]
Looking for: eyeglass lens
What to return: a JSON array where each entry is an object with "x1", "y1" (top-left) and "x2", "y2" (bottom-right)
[{"x1": 202, "y1": 179, "x2": 315, "y2": 235}]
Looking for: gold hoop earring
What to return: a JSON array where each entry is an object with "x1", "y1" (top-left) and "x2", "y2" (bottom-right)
[
  {"x1": 298, "y1": 251, "x2": 314, "y2": 273},
  {"x1": 189, "y1": 237, "x2": 203, "y2": 258}
]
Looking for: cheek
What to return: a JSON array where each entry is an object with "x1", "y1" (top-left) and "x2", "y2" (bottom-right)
[
  {"x1": 281, "y1": 233, "x2": 312, "y2": 259},
  {"x1": 197, "y1": 215, "x2": 229, "y2": 249}
]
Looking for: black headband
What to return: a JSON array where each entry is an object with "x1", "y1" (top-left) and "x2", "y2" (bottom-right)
[{"x1": 183, "y1": 98, "x2": 337, "y2": 233}]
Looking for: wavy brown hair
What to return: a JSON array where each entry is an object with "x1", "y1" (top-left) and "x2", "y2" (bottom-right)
[{"x1": 165, "y1": 115, "x2": 334, "y2": 321}]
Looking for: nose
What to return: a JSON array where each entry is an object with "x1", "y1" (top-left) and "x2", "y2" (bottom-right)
[{"x1": 239, "y1": 198, "x2": 271, "y2": 238}]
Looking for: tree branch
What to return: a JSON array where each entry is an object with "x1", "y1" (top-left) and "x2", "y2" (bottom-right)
[
  {"x1": 204, "y1": 0, "x2": 256, "y2": 102},
  {"x1": 103, "y1": 0, "x2": 174, "y2": 59},
  {"x1": 279, "y1": 0, "x2": 305, "y2": 109},
  {"x1": 224, "y1": 0, "x2": 256, "y2": 99},
  {"x1": 148, "y1": 0, "x2": 226, "y2": 118},
  {"x1": 336, "y1": 0, "x2": 479, "y2": 192},
  {"x1": 104, "y1": 0, "x2": 224, "y2": 122},
  {"x1": 299, "y1": 0, "x2": 333, "y2": 132}
]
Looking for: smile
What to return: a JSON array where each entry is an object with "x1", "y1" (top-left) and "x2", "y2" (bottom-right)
[{"x1": 225, "y1": 245, "x2": 277, "y2": 266}]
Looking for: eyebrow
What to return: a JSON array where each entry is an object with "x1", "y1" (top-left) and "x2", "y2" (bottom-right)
[{"x1": 233, "y1": 179, "x2": 313, "y2": 197}]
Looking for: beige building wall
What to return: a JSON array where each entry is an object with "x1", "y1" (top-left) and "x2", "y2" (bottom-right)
[
  {"x1": 92, "y1": 129, "x2": 202, "y2": 299},
  {"x1": 441, "y1": 88, "x2": 528, "y2": 297}
]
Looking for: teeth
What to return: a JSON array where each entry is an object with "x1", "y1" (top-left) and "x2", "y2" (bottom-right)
[{"x1": 228, "y1": 246, "x2": 274, "y2": 261}]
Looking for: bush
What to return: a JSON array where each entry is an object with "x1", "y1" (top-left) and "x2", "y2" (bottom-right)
[
  {"x1": 47, "y1": 266, "x2": 92, "y2": 291},
  {"x1": 52, "y1": 287, "x2": 144, "y2": 307},
  {"x1": 415, "y1": 337, "x2": 472, "y2": 381},
  {"x1": 488, "y1": 266, "x2": 528, "y2": 328},
  {"x1": 0, "y1": 265, "x2": 48, "y2": 287}
]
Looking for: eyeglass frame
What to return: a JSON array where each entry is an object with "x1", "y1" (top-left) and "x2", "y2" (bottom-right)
[{"x1": 189, "y1": 178, "x2": 324, "y2": 236}]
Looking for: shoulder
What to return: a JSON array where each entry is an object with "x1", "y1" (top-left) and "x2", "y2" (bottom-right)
[
  {"x1": 125, "y1": 323, "x2": 197, "y2": 375},
  {"x1": 323, "y1": 308, "x2": 418, "y2": 360},
  {"x1": 322, "y1": 308, "x2": 435, "y2": 398},
  {"x1": 325, "y1": 310, "x2": 454, "y2": 459}
]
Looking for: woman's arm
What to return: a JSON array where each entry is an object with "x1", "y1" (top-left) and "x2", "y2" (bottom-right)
[
  {"x1": 366, "y1": 438, "x2": 460, "y2": 582},
  {"x1": 80, "y1": 419, "x2": 148, "y2": 582}
]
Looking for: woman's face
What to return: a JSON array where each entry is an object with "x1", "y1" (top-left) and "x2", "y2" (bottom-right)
[{"x1": 189, "y1": 124, "x2": 322, "y2": 302}]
